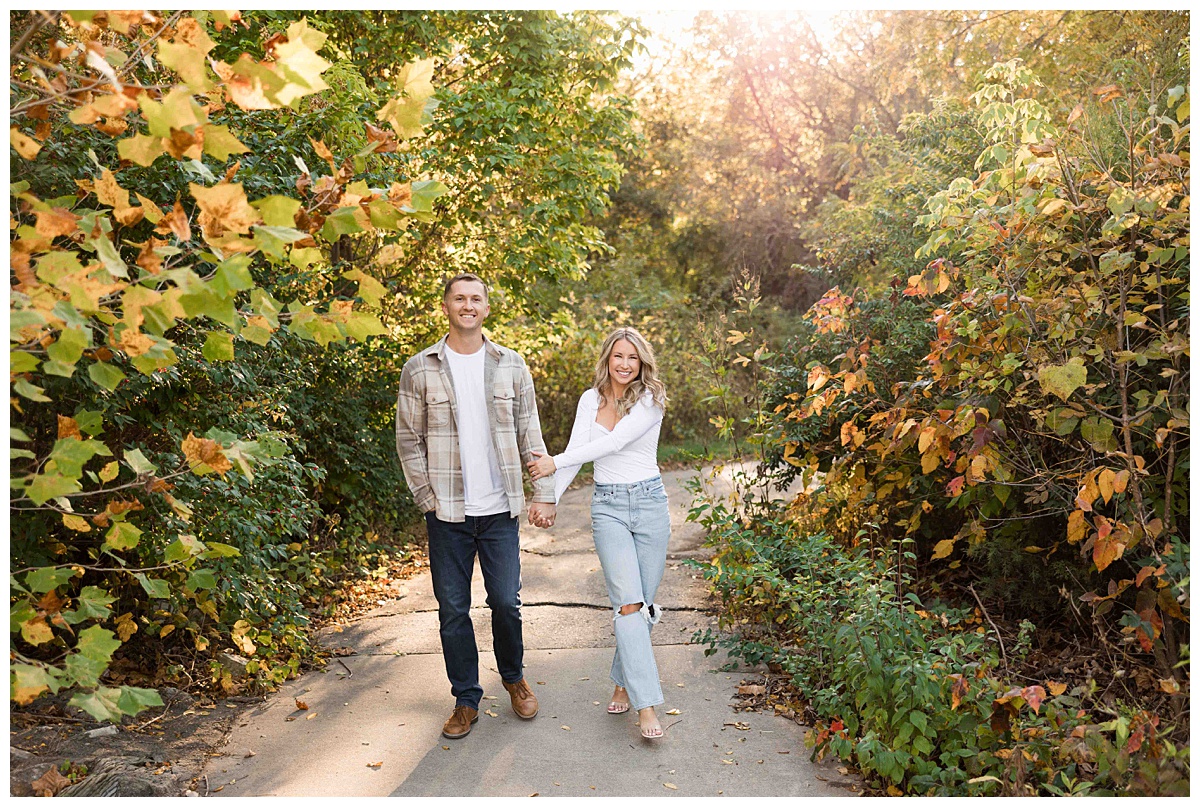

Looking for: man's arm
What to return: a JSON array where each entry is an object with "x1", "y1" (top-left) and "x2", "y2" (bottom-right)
[
  {"x1": 514, "y1": 358, "x2": 556, "y2": 504},
  {"x1": 395, "y1": 361, "x2": 437, "y2": 513}
]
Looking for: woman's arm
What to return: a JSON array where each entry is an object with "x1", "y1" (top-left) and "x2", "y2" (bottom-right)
[
  {"x1": 552, "y1": 396, "x2": 662, "y2": 470},
  {"x1": 549, "y1": 392, "x2": 593, "y2": 503}
]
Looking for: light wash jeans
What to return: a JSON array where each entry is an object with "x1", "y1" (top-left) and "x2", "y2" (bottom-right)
[{"x1": 591, "y1": 475, "x2": 671, "y2": 711}]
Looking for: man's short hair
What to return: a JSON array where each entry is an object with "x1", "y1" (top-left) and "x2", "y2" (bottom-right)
[{"x1": 443, "y1": 272, "x2": 489, "y2": 301}]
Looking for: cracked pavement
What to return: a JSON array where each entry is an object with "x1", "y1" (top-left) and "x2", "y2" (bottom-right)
[{"x1": 203, "y1": 467, "x2": 856, "y2": 797}]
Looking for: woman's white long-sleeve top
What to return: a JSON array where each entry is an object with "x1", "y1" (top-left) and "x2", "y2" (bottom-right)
[{"x1": 551, "y1": 388, "x2": 663, "y2": 504}]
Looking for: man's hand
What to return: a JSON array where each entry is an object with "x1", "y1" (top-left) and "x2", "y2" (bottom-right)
[{"x1": 528, "y1": 501, "x2": 556, "y2": 529}]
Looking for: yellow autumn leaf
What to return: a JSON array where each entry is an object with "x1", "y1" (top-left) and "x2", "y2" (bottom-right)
[
  {"x1": 11, "y1": 127, "x2": 41, "y2": 159},
  {"x1": 63, "y1": 514, "x2": 92, "y2": 532},
  {"x1": 181, "y1": 431, "x2": 233, "y2": 476},
  {"x1": 189, "y1": 182, "x2": 261, "y2": 238},
  {"x1": 931, "y1": 538, "x2": 956, "y2": 560}
]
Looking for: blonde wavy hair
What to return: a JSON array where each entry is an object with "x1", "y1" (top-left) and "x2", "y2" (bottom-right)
[{"x1": 593, "y1": 327, "x2": 669, "y2": 416}]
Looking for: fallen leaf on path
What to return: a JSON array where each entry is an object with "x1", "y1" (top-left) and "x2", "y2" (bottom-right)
[
  {"x1": 723, "y1": 721, "x2": 751, "y2": 731},
  {"x1": 561, "y1": 725, "x2": 571, "y2": 731},
  {"x1": 295, "y1": 699, "x2": 309, "y2": 710},
  {"x1": 663, "y1": 783, "x2": 678, "y2": 790},
  {"x1": 31, "y1": 768, "x2": 72, "y2": 797},
  {"x1": 366, "y1": 761, "x2": 382, "y2": 768},
  {"x1": 666, "y1": 709, "x2": 681, "y2": 715},
  {"x1": 485, "y1": 709, "x2": 498, "y2": 718},
  {"x1": 306, "y1": 712, "x2": 317, "y2": 720},
  {"x1": 676, "y1": 683, "x2": 685, "y2": 688},
  {"x1": 838, "y1": 767, "x2": 850, "y2": 775},
  {"x1": 285, "y1": 717, "x2": 296, "y2": 722},
  {"x1": 441, "y1": 746, "x2": 449, "y2": 751},
  {"x1": 244, "y1": 750, "x2": 256, "y2": 758},
  {"x1": 483, "y1": 695, "x2": 497, "y2": 700},
  {"x1": 593, "y1": 701, "x2": 601, "y2": 705},
  {"x1": 757, "y1": 760, "x2": 764, "y2": 764},
  {"x1": 536, "y1": 681, "x2": 546, "y2": 685},
  {"x1": 579, "y1": 677, "x2": 589, "y2": 680},
  {"x1": 738, "y1": 685, "x2": 766, "y2": 696},
  {"x1": 213, "y1": 785, "x2": 224, "y2": 792},
  {"x1": 777, "y1": 750, "x2": 791, "y2": 755},
  {"x1": 722, "y1": 759, "x2": 734, "y2": 765}
]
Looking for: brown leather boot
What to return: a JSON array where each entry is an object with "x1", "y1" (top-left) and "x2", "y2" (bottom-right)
[
  {"x1": 442, "y1": 705, "x2": 478, "y2": 739},
  {"x1": 502, "y1": 678, "x2": 539, "y2": 719}
]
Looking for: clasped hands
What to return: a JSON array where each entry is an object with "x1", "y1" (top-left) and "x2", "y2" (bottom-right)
[{"x1": 526, "y1": 451, "x2": 558, "y2": 529}]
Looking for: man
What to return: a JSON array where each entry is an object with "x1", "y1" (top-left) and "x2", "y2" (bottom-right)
[{"x1": 395, "y1": 273, "x2": 556, "y2": 740}]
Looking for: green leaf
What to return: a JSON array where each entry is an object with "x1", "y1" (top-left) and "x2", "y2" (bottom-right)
[
  {"x1": 1038, "y1": 361, "x2": 1087, "y2": 402},
  {"x1": 26, "y1": 472, "x2": 83, "y2": 505},
  {"x1": 135, "y1": 573, "x2": 170, "y2": 599},
  {"x1": 201, "y1": 123, "x2": 248, "y2": 160},
  {"x1": 76, "y1": 625, "x2": 122, "y2": 663},
  {"x1": 251, "y1": 196, "x2": 301, "y2": 228},
  {"x1": 210, "y1": 255, "x2": 254, "y2": 297},
  {"x1": 25, "y1": 566, "x2": 79, "y2": 594},
  {"x1": 202, "y1": 331, "x2": 235, "y2": 362},
  {"x1": 49, "y1": 437, "x2": 111, "y2": 476},
  {"x1": 64, "y1": 652, "x2": 108, "y2": 689},
  {"x1": 1081, "y1": 417, "x2": 1118, "y2": 452},
  {"x1": 104, "y1": 521, "x2": 143, "y2": 551},
  {"x1": 10, "y1": 350, "x2": 40, "y2": 373},
  {"x1": 289, "y1": 246, "x2": 322, "y2": 270},
  {"x1": 343, "y1": 311, "x2": 388, "y2": 341},
  {"x1": 117, "y1": 685, "x2": 164, "y2": 715},
  {"x1": 342, "y1": 269, "x2": 388, "y2": 307},
  {"x1": 240, "y1": 321, "x2": 272, "y2": 346},
  {"x1": 201, "y1": 541, "x2": 242, "y2": 558},
  {"x1": 165, "y1": 535, "x2": 205, "y2": 564},
  {"x1": 123, "y1": 448, "x2": 158, "y2": 475},
  {"x1": 13, "y1": 378, "x2": 52, "y2": 402},
  {"x1": 46, "y1": 326, "x2": 89, "y2": 369},
  {"x1": 10, "y1": 600, "x2": 37, "y2": 633},
  {"x1": 74, "y1": 586, "x2": 116, "y2": 620},
  {"x1": 74, "y1": 409, "x2": 104, "y2": 435},
  {"x1": 70, "y1": 686, "x2": 125, "y2": 723},
  {"x1": 92, "y1": 235, "x2": 129, "y2": 278},
  {"x1": 88, "y1": 361, "x2": 126, "y2": 391},
  {"x1": 409, "y1": 180, "x2": 448, "y2": 213},
  {"x1": 320, "y1": 207, "x2": 365, "y2": 242},
  {"x1": 187, "y1": 569, "x2": 218, "y2": 591}
]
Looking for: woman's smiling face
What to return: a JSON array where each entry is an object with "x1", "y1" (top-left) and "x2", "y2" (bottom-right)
[{"x1": 608, "y1": 338, "x2": 641, "y2": 391}]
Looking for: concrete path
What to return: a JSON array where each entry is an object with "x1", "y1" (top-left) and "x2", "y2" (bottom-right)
[{"x1": 203, "y1": 468, "x2": 855, "y2": 797}]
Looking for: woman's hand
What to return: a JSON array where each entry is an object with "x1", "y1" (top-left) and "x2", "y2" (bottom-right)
[{"x1": 527, "y1": 451, "x2": 557, "y2": 481}]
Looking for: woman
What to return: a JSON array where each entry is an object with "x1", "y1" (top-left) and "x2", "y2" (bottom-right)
[{"x1": 528, "y1": 327, "x2": 671, "y2": 740}]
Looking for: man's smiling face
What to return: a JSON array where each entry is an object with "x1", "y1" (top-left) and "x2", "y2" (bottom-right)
[{"x1": 442, "y1": 279, "x2": 490, "y2": 334}]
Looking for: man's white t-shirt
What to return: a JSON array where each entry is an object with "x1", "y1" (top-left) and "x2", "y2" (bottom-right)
[{"x1": 444, "y1": 345, "x2": 509, "y2": 516}]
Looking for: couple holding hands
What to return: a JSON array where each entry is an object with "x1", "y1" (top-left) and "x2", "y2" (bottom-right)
[{"x1": 395, "y1": 273, "x2": 672, "y2": 742}]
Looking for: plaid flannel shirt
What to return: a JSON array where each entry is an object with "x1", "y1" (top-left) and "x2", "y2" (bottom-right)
[{"x1": 395, "y1": 335, "x2": 555, "y2": 522}]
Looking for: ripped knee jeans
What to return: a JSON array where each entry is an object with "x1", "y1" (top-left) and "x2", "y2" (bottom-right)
[{"x1": 591, "y1": 476, "x2": 671, "y2": 711}]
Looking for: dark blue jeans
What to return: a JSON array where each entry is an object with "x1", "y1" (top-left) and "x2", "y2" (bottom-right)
[{"x1": 425, "y1": 512, "x2": 524, "y2": 710}]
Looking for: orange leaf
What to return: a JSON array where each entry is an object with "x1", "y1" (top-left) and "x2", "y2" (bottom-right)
[
  {"x1": 1066, "y1": 510, "x2": 1088, "y2": 544},
  {"x1": 948, "y1": 674, "x2": 969, "y2": 710},
  {"x1": 1098, "y1": 469, "x2": 1115, "y2": 504},
  {"x1": 35, "y1": 207, "x2": 80, "y2": 239},
  {"x1": 31, "y1": 767, "x2": 72, "y2": 797},
  {"x1": 181, "y1": 432, "x2": 233, "y2": 475},
  {"x1": 295, "y1": 698, "x2": 309, "y2": 710},
  {"x1": 1112, "y1": 469, "x2": 1129, "y2": 494},
  {"x1": 1047, "y1": 681, "x2": 1068, "y2": 697},
  {"x1": 1022, "y1": 685, "x2": 1046, "y2": 714},
  {"x1": 1135, "y1": 565, "x2": 1156, "y2": 587},
  {"x1": 57, "y1": 415, "x2": 82, "y2": 440}
]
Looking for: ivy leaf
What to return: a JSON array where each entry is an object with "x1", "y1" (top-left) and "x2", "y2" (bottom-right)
[{"x1": 1037, "y1": 361, "x2": 1087, "y2": 401}]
